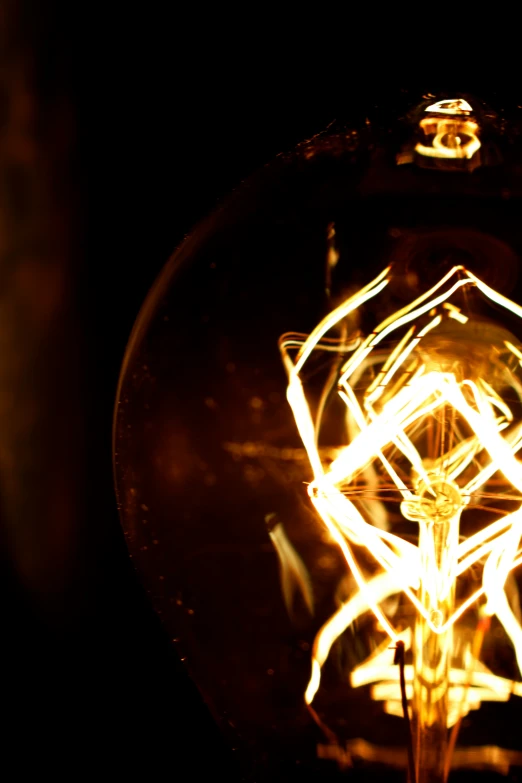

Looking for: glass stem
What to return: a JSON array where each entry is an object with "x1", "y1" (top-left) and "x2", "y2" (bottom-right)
[{"x1": 412, "y1": 514, "x2": 458, "y2": 783}]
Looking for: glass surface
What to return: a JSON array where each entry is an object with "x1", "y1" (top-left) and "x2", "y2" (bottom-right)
[{"x1": 114, "y1": 93, "x2": 522, "y2": 781}]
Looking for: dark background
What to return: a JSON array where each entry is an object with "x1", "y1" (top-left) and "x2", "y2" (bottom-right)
[
  {"x1": 0, "y1": 5, "x2": 343, "y2": 778},
  {"x1": 0, "y1": 4, "x2": 515, "y2": 779}
]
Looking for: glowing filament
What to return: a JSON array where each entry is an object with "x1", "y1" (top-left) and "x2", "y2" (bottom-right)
[{"x1": 280, "y1": 264, "x2": 522, "y2": 726}]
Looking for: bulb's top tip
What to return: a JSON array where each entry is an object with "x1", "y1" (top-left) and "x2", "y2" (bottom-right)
[{"x1": 424, "y1": 97, "x2": 474, "y2": 117}]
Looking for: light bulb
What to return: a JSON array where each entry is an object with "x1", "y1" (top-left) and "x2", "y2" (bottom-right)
[{"x1": 114, "y1": 91, "x2": 522, "y2": 782}]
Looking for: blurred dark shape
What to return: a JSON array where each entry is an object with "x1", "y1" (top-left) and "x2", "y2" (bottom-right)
[{"x1": 0, "y1": 2, "x2": 234, "y2": 779}]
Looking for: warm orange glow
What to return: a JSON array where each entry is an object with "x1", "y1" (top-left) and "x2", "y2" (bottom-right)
[
  {"x1": 280, "y1": 264, "x2": 522, "y2": 729},
  {"x1": 415, "y1": 117, "x2": 480, "y2": 161}
]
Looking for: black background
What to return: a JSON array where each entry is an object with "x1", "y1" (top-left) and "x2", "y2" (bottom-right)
[
  {"x1": 1, "y1": 6, "x2": 343, "y2": 778},
  {"x1": 1, "y1": 5, "x2": 516, "y2": 780}
]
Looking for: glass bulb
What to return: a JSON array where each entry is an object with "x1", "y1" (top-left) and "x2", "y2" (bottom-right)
[{"x1": 114, "y1": 92, "x2": 522, "y2": 782}]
